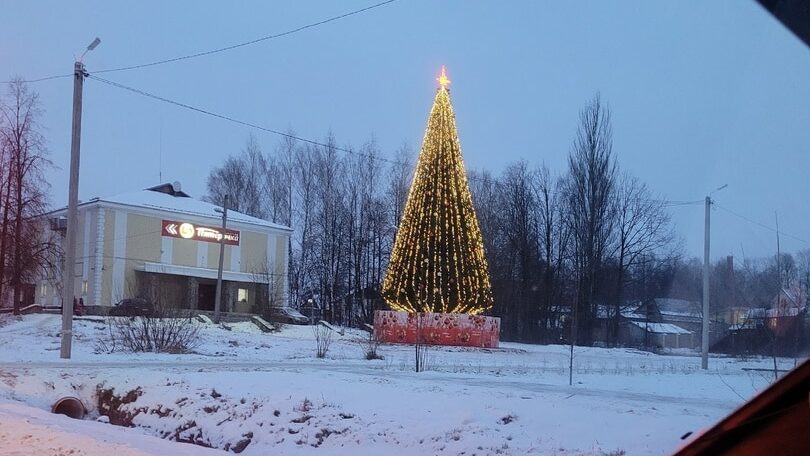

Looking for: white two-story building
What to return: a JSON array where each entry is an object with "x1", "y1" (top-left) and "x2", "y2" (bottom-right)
[{"x1": 39, "y1": 182, "x2": 292, "y2": 314}]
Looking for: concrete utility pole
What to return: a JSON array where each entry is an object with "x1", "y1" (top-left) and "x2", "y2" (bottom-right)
[
  {"x1": 701, "y1": 196, "x2": 711, "y2": 370},
  {"x1": 213, "y1": 194, "x2": 229, "y2": 324},
  {"x1": 701, "y1": 184, "x2": 727, "y2": 370},
  {"x1": 61, "y1": 38, "x2": 100, "y2": 360}
]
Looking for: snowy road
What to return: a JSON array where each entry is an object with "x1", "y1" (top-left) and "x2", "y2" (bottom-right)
[{"x1": 0, "y1": 359, "x2": 734, "y2": 411}]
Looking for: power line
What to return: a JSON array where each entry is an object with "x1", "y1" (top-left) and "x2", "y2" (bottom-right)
[
  {"x1": 661, "y1": 199, "x2": 703, "y2": 207},
  {"x1": 94, "y1": 0, "x2": 398, "y2": 74},
  {"x1": 2, "y1": 0, "x2": 398, "y2": 84},
  {"x1": 0, "y1": 74, "x2": 73, "y2": 84},
  {"x1": 88, "y1": 74, "x2": 720, "y2": 202},
  {"x1": 714, "y1": 202, "x2": 810, "y2": 245},
  {"x1": 86, "y1": 75, "x2": 549, "y2": 190},
  {"x1": 87, "y1": 74, "x2": 408, "y2": 168}
]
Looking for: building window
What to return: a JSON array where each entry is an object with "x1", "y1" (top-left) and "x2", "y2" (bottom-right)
[
  {"x1": 82, "y1": 280, "x2": 88, "y2": 295},
  {"x1": 40, "y1": 283, "x2": 47, "y2": 297},
  {"x1": 238, "y1": 288, "x2": 248, "y2": 302}
]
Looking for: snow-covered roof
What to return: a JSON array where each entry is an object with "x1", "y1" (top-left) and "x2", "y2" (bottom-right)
[
  {"x1": 766, "y1": 307, "x2": 801, "y2": 318},
  {"x1": 621, "y1": 311, "x2": 647, "y2": 320},
  {"x1": 594, "y1": 304, "x2": 644, "y2": 319},
  {"x1": 652, "y1": 298, "x2": 701, "y2": 319},
  {"x1": 59, "y1": 187, "x2": 291, "y2": 232},
  {"x1": 660, "y1": 311, "x2": 702, "y2": 321},
  {"x1": 629, "y1": 321, "x2": 691, "y2": 335}
]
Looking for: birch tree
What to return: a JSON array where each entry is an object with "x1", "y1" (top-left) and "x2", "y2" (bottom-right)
[{"x1": 0, "y1": 79, "x2": 52, "y2": 313}]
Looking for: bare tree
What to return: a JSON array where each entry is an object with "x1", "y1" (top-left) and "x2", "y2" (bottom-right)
[
  {"x1": 205, "y1": 134, "x2": 266, "y2": 218},
  {"x1": 469, "y1": 169, "x2": 501, "y2": 292},
  {"x1": 361, "y1": 196, "x2": 389, "y2": 323},
  {"x1": 277, "y1": 130, "x2": 298, "y2": 307},
  {"x1": 533, "y1": 165, "x2": 570, "y2": 342},
  {"x1": 796, "y1": 249, "x2": 810, "y2": 300},
  {"x1": 249, "y1": 261, "x2": 286, "y2": 315},
  {"x1": 263, "y1": 153, "x2": 290, "y2": 226},
  {"x1": 290, "y1": 142, "x2": 319, "y2": 311},
  {"x1": 0, "y1": 79, "x2": 51, "y2": 313},
  {"x1": 345, "y1": 139, "x2": 386, "y2": 326},
  {"x1": 312, "y1": 133, "x2": 347, "y2": 324},
  {"x1": 387, "y1": 143, "x2": 414, "y2": 229},
  {"x1": 495, "y1": 161, "x2": 540, "y2": 340},
  {"x1": 773, "y1": 252, "x2": 797, "y2": 289},
  {"x1": 563, "y1": 93, "x2": 617, "y2": 346},
  {"x1": 608, "y1": 173, "x2": 675, "y2": 345}
]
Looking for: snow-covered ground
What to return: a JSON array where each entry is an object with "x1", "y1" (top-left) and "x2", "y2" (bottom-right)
[
  {"x1": 0, "y1": 313, "x2": 799, "y2": 455},
  {"x1": 0, "y1": 400, "x2": 222, "y2": 456}
]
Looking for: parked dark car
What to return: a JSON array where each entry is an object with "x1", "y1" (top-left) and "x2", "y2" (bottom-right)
[
  {"x1": 108, "y1": 298, "x2": 154, "y2": 317},
  {"x1": 266, "y1": 306, "x2": 309, "y2": 324}
]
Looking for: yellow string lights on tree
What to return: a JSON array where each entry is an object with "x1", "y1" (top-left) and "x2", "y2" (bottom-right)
[{"x1": 382, "y1": 66, "x2": 494, "y2": 315}]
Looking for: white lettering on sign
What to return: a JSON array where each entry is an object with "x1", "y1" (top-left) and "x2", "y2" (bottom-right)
[
  {"x1": 162, "y1": 219, "x2": 240, "y2": 246},
  {"x1": 196, "y1": 226, "x2": 224, "y2": 241}
]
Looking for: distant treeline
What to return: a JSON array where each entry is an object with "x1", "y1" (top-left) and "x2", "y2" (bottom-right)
[{"x1": 204, "y1": 95, "x2": 810, "y2": 344}]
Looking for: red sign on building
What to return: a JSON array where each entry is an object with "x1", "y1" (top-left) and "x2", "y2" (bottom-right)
[{"x1": 162, "y1": 220, "x2": 240, "y2": 246}]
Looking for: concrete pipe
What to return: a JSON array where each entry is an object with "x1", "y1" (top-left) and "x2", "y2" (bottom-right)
[{"x1": 51, "y1": 397, "x2": 85, "y2": 419}]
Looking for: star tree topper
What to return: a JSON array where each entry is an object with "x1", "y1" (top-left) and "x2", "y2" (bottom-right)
[{"x1": 437, "y1": 65, "x2": 451, "y2": 89}]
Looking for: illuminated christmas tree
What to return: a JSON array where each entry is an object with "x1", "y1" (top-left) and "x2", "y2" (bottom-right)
[{"x1": 382, "y1": 67, "x2": 494, "y2": 315}]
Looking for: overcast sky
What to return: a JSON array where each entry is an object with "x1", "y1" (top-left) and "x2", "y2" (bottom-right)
[{"x1": 3, "y1": 0, "x2": 809, "y2": 260}]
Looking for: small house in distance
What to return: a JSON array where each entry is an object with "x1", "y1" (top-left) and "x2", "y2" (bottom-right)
[
  {"x1": 39, "y1": 183, "x2": 292, "y2": 314},
  {"x1": 621, "y1": 319, "x2": 694, "y2": 349},
  {"x1": 639, "y1": 298, "x2": 703, "y2": 333},
  {"x1": 617, "y1": 298, "x2": 726, "y2": 350}
]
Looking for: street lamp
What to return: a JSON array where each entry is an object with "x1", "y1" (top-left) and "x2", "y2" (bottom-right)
[
  {"x1": 78, "y1": 37, "x2": 101, "y2": 62},
  {"x1": 61, "y1": 37, "x2": 101, "y2": 360},
  {"x1": 701, "y1": 183, "x2": 728, "y2": 369},
  {"x1": 711, "y1": 184, "x2": 728, "y2": 196}
]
